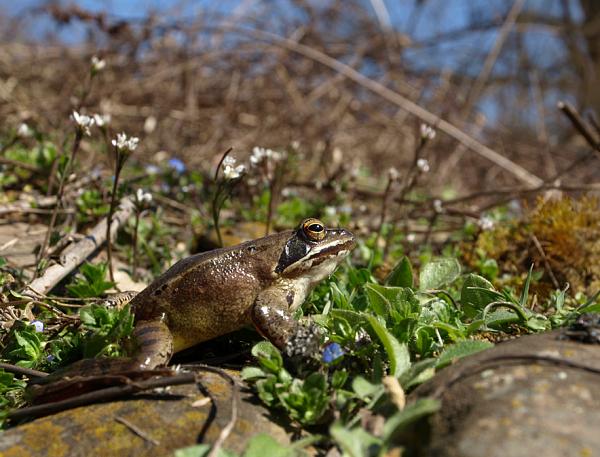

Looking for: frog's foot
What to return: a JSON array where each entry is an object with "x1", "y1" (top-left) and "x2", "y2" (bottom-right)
[
  {"x1": 100, "y1": 290, "x2": 139, "y2": 309},
  {"x1": 283, "y1": 322, "x2": 322, "y2": 359}
]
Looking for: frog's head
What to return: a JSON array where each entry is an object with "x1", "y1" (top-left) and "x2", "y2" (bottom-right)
[{"x1": 275, "y1": 218, "x2": 356, "y2": 287}]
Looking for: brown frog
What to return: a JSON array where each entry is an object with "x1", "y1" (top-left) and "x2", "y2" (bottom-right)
[{"x1": 127, "y1": 217, "x2": 355, "y2": 368}]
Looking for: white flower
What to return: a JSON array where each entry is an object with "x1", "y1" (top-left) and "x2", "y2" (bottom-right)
[
  {"x1": 250, "y1": 146, "x2": 285, "y2": 166},
  {"x1": 406, "y1": 233, "x2": 416, "y2": 243},
  {"x1": 17, "y1": 123, "x2": 33, "y2": 137},
  {"x1": 71, "y1": 111, "x2": 95, "y2": 135},
  {"x1": 112, "y1": 132, "x2": 139, "y2": 152},
  {"x1": 136, "y1": 188, "x2": 153, "y2": 205},
  {"x1": 416, "y1": 158, "x2": 430, "y2": 173},
  {"x1": 478, "y1": 216, "x2": 495, "y2": 231},
  {"x1": 223, "y1": 155, "x2": 237, "y2": 167},
  {"x1": 420, "y1": 123, "x2": 436, "y2": 141},
  {"x1": 250, "y1": 147, "x2": 267, "y2": 165},
  {"x1": 93, "y1": 113, "x2": 111, "y2": 127},
  {"x1": 433, "y1": 199, "x2": 443, "y2": 213},
  {"x1": 223, "y1": 163, "x2": 245, "y2": 180},
  {"x1": 388, "y1": 167, "x2": 400, "y2": 181},
  {"x1": 91, "y1": 55, "x2": 106, "y2": 72}
]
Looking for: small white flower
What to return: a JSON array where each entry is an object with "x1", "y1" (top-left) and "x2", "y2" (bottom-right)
[
  {"x1": 112, "y1": 132, "x2": 139, "y2": 152},
  {"x1": 406, "y1": 233, "x2": 416, "y2": 243},
  {"x1": 17, "y1": 123, "x2": 33, "y2": 137},
  {"x1": 433, "y1": 199, "x2": 443, "y2": 213},
  {"x1": 223, "y1": 163, "x2": 245, "y2": 180},
  {"x1": 420, "y1": 123, "x2": 436, "y2": 140},
  {"x1": 250, "y1": 146, "x2": 285, "y2": 166},
  {"x1": 250, "y1": 147, "x2": 266, "y2": 165},
  {"x1": 223, "y1": 155, "x2": 237, "y2": 167},
  {"x1": 127, "y1": 136, "x2": 139, "y2": 151},
  {"x1": 93, "y1": 113, "x2": 111, "y2": 127},
  {"x1": 71, "y1": 111, "x2": 95, "y2": 135},
  {"x1": 416, "y1": 158, "x2": 430, "y2": 173},
  {"x1": 388, "y1": 167, "x2": 400, "y2": 181},
  {"x1": 136, "y1": 188, "x2": 153, "y2": 205},
  {"x1": 477, "y1": 216, "x2": 495, "y2": 231},
  {"x1": 91, "y1": 55, "x2": 106, "y2": 72}
]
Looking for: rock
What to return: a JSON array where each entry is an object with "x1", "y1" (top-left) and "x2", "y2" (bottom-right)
[
  {"x1": 406, "y1": 329, "x2": 600, "y2": 457},
  {"x1": 0, "y1": 370, "x2": 290, "y2": 457}
]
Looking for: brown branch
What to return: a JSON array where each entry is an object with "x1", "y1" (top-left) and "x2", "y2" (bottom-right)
[
  {"x1": 226, "y1": 24, "x2": 544, "y2": 186},
  {"x1": 24, "y1": 197, "x2": 135, "y2": 297}
]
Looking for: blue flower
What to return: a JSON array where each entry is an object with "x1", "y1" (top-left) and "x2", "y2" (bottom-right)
[
  {"x1": 168, "y1": 158, "x2": 186, "y2": 174},
  {"x1": 30, "y1": 320, "x2": 44, "y2": 333},
  {"x1": 46, "y1": 354, "x2": 55, "y2": 362},
  {"x1": 322, "y1": 342, "x2": 344, "y2": 363}
]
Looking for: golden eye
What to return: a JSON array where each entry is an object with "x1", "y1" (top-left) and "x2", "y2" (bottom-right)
[{"x1": 302, "y1": 218, "x2": 326, "y2": 241}]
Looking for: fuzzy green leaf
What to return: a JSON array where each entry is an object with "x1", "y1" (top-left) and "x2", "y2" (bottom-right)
[
  {"x1": 365, "y1": 315, "x2": 411, "y2": 378},
  {"x1": 382, "y1": 398, "x2": 440, "y2": 441},
  {"x1": 385, "y1": 256, "x2": 413, "y2": 288},
  {"x1": 419, "y1": 258, "x2": 461, "y2": 290},
  {"x1": 435, "y1": 340, "x2": 493, "y2": 369}
]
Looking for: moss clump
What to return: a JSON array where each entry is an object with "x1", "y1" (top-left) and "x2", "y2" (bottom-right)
[{"x1": 466, "y1": 196, "x2": 600, "y2": 299}]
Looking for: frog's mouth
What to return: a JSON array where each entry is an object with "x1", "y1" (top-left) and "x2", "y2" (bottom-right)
[
  {"x1": 308, "y1": 238, "x2": 356, "y2": 264},
  {"x1": 283, "y1": 236, "x2": 356, "y2": 278}
]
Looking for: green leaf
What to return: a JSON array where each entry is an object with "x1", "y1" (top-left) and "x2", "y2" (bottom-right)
[
  {"x1": 174, "y1": 444, "x2": 236, "y2": 457},
  {"x1": 364, "y1": 284, "x2": 419, "y2": 319},
  {"x1": 251, "y1": 341, "x2": 283, "y2": 374},
  {"x1": 419, "y1": 258, "x2": 461, "y2": 290},
  {"x1": 519, "y1": 264, "x2": 535, "y2": 307},
  {"x1": 331, "y1": 370, "x2": 348, "y2": 389},
  {"x1": 382, "y1": 398, "x2": 440, "y2": 441},
  {"x1": 484, "y1": 309, "x2": 520, "y2": 328},
  {"x1": 460, "y1": 274, "x2": 501, "y2": 317},
  {"x1": 244, "y1": 433, "x2": 302, "y2": 457},
  {"x1": 398, "y1": 358, "x2": 436, "y2": 389},
  {"x1": 352, "y1": 376, "x2": 382, "y2": 399},
  {"x1": 240, "y1": 366, "x2": 267, "y2": 381},
  {"x1": 386, "y1": 256, "x2": 413, "y2": 288},
  {"x1": 330, "y1": 423, "x2": 382, "y2": 457},
  {"x1": 435, "y1": 340, "x2": 493, "y2": 369},
  {"x1": 365, "y1": 315, "x2": 411, "y2": 378}
]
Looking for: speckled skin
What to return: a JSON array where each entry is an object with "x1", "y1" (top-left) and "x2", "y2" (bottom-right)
[{"x1": 129, "y1": 224, "x2": 355, "y2": 368}]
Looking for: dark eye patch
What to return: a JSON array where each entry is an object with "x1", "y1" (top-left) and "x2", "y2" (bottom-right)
[{"x1": 275, "y1": 235, "x2": 311, "y2": 273}]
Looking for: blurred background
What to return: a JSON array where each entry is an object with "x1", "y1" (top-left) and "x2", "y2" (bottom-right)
[{"x1": 1, "y1": 0, "x2": 599, "y2": 196}]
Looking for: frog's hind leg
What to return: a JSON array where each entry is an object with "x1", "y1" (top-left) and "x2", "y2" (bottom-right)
[{"x1": 132, "y1": 320, "x2": 174, "y2": 369}]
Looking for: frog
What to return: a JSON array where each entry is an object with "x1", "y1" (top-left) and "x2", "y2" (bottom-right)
[{"x1": 59, "y1": 218, "x2": 354, "y2": 374}]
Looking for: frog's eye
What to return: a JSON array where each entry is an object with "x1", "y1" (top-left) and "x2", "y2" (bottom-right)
[{"x1": 302, "y1": 218, "x2": 326, "y2": 241}]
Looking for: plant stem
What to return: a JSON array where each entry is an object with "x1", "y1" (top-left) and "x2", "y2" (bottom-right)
[
  {"x1": 35, "y1": 129, "x2": 83, "y2": 277},
  {"x1": 132, "y1": 210, "x2": 140, "y2": 281},
  {"x1": 106, "y1": 160, "x2": 123, "y2": 284}
]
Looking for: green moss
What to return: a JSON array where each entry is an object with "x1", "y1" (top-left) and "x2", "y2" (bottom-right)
[{"x1": 465, "y1": 196, "x2": 600, "y2": 299}]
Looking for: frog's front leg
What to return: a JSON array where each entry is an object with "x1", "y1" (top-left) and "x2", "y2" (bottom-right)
[
  {"x1": 132, "y1": 320, "x2": 174, "y2": 369},
  {"x1": 250, "y1": 288, "x2": 321, "y2": 358}
]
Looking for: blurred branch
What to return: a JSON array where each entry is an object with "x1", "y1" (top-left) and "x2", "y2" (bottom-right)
[{"x1": 233, "y1": 24, "x2": 543, "y2": 186}]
